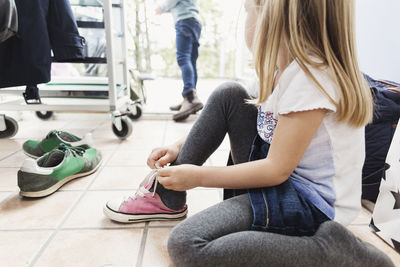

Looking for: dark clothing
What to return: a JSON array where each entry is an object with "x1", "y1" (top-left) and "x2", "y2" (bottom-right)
[
  {"x1": 175, "y1": 17, "x2": 201, "y2": 97},
  {"x1": 0, "y1": 0, "x2": 84, "y2": 88},
  {"x1": 362, "y1": 74, "x2": 400, "y2": 202}
]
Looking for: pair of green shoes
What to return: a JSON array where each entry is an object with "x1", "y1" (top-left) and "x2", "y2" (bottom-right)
[{"x1": 18, "y1": 130, "x2": 102, "y2": 198}]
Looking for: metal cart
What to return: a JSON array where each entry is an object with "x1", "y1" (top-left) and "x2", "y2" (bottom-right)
[{"x1": 0, "y1": 0, "x2": 140, "y2": 140}]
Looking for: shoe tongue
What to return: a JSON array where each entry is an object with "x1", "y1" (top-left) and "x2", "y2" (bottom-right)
[
  {"x1": 58, "y1": 131, "x2": 80, "y2": 142},
  {"x1": 145, "y1": 174, "x2": 157, "y2": 192}
]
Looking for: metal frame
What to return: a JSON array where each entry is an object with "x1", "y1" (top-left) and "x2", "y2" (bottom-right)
[{"x1": 0, "y1": 0, "x2": 133, "y2": 138}]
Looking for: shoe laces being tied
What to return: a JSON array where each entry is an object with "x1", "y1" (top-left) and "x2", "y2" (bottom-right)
[
  {"x1": 57, "y1": 143, "x2": 86, "y2": 157},
  {"x1": 126, "y1": 164, "x2": 162, "y2": 201}
]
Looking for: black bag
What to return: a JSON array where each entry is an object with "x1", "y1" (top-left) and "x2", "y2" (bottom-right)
[
  {"x1": 0, "y1": 0, "x2": 18, "y2": 43},
  {"x1": 362, "y1": 74, "x2": 400, "y2": 202}
]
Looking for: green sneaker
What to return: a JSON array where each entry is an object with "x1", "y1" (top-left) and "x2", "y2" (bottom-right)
[
  {"x1": 18, "y1": 144, "x2": 102, "y2": 198},
  {"x1": 22, "y1": 130, "x2": 93, "y2": 158}
]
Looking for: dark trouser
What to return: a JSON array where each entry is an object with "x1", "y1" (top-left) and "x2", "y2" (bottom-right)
[{"x1": 175, "y1": 18, "x2": 202, "y2": 97}]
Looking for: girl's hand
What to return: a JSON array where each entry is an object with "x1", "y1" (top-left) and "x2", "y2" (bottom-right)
[
  {"x1": 157, "y1": 164, "x2": 202, "y2": 191},
  {"x1": 147, "y1": 143, "x2": 180, "y2": 169}
]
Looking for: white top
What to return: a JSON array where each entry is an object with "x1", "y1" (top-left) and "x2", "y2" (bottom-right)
[{"x1": 253, "y1": 60, "x2": 364, "y2": 226}]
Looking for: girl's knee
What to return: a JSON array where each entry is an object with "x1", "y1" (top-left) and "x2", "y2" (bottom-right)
[
  {"x1": 168, "y1": 225, "x2": 194, "y2": 265},
  {"x1": 168, "y1": 223, "x2": 206, "y2": 266},
  {"x1": 209, "y1": 81, "x2": 249, "y2": 103}
]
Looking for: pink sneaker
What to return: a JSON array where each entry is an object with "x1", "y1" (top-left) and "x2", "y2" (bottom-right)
[{"x1": 103, "y1": 169, "x2": 188, "y2": 223}]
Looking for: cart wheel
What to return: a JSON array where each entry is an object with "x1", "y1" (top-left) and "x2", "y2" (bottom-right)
[
  {"x1": 112, "y1": 117, "x2": 132, "y2": 140},
  {"x1": 36, "y1": 111, "x2": 54, "y2": 120},
  {"x1": 128, "y1": 106, "x2": 142, "y2": 120},
  {"x1": 0, "y1": 116, "x2": 19, "y2": 139}
]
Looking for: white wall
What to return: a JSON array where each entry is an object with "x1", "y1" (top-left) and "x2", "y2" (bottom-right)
[{"x1": 355, "y1": 0, "x2": 400, "y2": 81}]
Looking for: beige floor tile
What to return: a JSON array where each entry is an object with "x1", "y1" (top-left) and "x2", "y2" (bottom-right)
[
  {"x1": 209, "y1": 149, "x2": 230, "y2": 166},
  {"x1": 0, "y1": 191, "x2": 80, "y2": 230},
  {"x1": 187, "y1": 189, "x2": 222, "y2": 217},
  {"x1": 59, "y1": 171, "x2": 99, "y2": 191},
  {"x1": 120, "y1": 135, "x2": 164, "y2": 150},
  {"x1": 0, "y1": 168, "x2": 19, "y2": 191},
  {"x1": 91, "y1": 138, "x2": 121, "y2": 151},
  {"x1": 351, "y1": 207, "x2": 372, "y2": 225},
  {"x1": 0, "y1": 192, "x2": 12, "y2": 203},
  {"x1": 90, "y1": 166, "x2": 150, "y2": 190},
  {"x1": 0, "y1": 150, "x2": 16, "y2": 160},
  {"x1": 148, "y1": 218, "x2": 184, "y2": 228},
  {"x1": 35, "y1": 229, "x2": 143, "y2": 267},
  {"x1": 142, "y1": 228, "x2": 174, "y2": 267},
  {"x1": 63, "y1": 119, "x2": 104, "y2": 131},
  {"x1": 348, "y1": 225, "x2": 400, "y2": 265},
  {"x1": 0, "y1": 231, "x2": 52, "y2": 267},
  {"x1": 163, "y1": 121, "x2": 194, "y2": 145},
  {"x1": 0, "y1": 151, "x2": 26, "y2": 168},
  {"x1": 0, "y1": 139, "x2": 24, "y2": 151},
  {"x1": 107, "y1": 149, "x2": 150, "y2": 167},
  {"x1": 131, "y1": 120, "x2": 167, "y2": 139},
  {"x1": 62, "y1": 191, "x2": 145, "y2": 229}
]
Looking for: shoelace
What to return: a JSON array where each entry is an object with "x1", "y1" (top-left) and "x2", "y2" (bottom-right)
[
  {"x1": 57, "y1": 143, "x2": 86, "y2": 157},
  {"x1": 126, "y1": 164, "x2": 162, "y2": 201}
]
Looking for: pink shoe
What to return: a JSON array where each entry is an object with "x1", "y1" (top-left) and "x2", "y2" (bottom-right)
[{"x1": 103, "y1": 169, "x2": 188, "y2": 223}]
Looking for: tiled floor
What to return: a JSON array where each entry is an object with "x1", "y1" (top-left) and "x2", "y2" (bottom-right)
[
  {"x1": 0, "y1": 110, "x2": 230, "y2": 267},
  {"x1": 0, "y1": 78, "x2": 399, "y2": 266}
]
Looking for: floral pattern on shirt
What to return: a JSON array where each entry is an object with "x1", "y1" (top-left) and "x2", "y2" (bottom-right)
[{"x1": 257, "y1": 106, "x2": 277, "y2": 144}]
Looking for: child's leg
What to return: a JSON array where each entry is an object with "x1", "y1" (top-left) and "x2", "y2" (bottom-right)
[
  {"x1": 157, "y1": 81, "x2": 258, "y2": 210},
  {"x1": 168, "y1": 194, "x2": 394, "y2": 267}
]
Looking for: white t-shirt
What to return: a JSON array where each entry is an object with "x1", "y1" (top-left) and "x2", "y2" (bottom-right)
[{"x1": 254, "y1": 60, "x2": 364, "y2": 226}]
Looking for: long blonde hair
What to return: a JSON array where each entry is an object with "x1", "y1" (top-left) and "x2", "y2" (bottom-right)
[{"x1": 253, "y1": 0, "x2": 373, "y2": 127}]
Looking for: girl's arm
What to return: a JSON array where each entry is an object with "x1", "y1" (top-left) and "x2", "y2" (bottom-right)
[{"x1": 157, "y1": 109, "x2": 327, "y2": 191}]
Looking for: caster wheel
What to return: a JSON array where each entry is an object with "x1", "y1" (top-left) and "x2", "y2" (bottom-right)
[
  {"x1": 36, "y1": 111, "x2": 54, "y2": 120},
  {"x1": 128, "y1": 105, "x2": 142, "y2": 120},
  {"x1": 112, "y1": 117, "x2": 132, "y2": 140},
  {"x1": 0, "y1": 116, "x2": 19, "y2": 139}
]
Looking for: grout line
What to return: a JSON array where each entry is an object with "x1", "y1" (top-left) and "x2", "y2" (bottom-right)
[
  {"x1": 349, "y1": 223, "x2": 371, "y2": 227},
  {"x1": 136, "y1": 222, "x2": 149, "y2": 267},
  {"x1": 0, "y1": 149, "x2": 20, "y2": 162},
  {"x1": 28, "y1": 144, "x2": 120, "y2": 267},
  {"x1": 0, "y1": 190, "x2": 18, "y2": 206},
  {"x1": 0, "y1": 225, "x2": 175, "y2": 232}
]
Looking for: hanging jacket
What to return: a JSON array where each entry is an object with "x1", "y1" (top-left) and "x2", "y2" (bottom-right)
[
  {"x1": 0, "y1": 0, "x2": 18, "y2": 43},
  {"x1": 362, "y1": 74, "x2": 400, "y2": 202},
  {"x1": 0, "y1": 0, "x2": 85, "y2": 88}
]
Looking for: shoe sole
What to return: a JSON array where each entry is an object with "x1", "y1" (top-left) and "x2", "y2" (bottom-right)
[
  {"x1": 173, "y1": 103, "x2": 204, "y2": 122},
  {"x1": 103, "y1": 204, "x2": 188, "y2": 223},
  {"x1": 19, "y1": 159, "x2": 102, "y2": 198}
]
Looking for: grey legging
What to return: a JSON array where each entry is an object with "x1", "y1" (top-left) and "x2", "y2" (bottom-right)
[{"x1": 156, "y1": 82, "x2": 394, "y2": 267}]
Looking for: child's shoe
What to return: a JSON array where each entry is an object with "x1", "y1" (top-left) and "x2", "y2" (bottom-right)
[
  {"x1": 22, "y1": 130, "x2": 92, "y2": 158},
  {"x1": 18, "y1": 144, "x2": 102, "y2": 197},
  {"x1": 103, "y1": 170, "x2": 188, "y2": 223}
]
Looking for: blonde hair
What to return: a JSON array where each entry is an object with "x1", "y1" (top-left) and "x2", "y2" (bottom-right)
[{"x1": 253, "y1": 0, "x2": 373, "y2": 127}]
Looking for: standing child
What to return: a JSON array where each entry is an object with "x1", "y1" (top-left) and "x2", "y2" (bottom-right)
[
  {"x1": 156, "y1": 0, "x2": 204, "y2": 122},
  {"x1": 104, "y1": 0, "x2": 394, "y2": 265}
]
